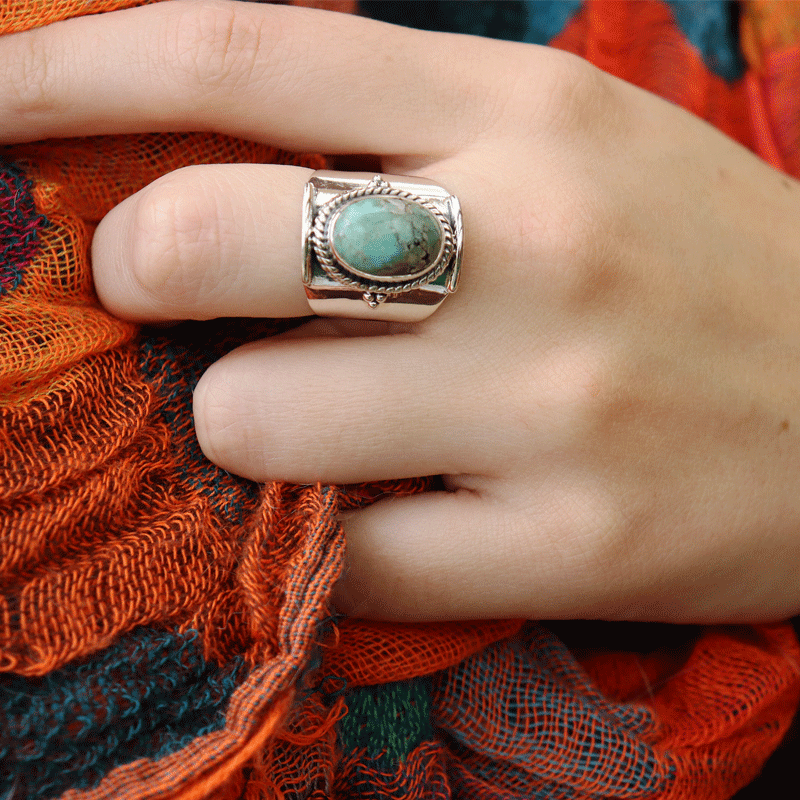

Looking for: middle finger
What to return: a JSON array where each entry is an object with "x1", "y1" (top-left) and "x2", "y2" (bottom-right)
[{"x1": 0, "y1": 0, "x2": 502, "y2": 154}]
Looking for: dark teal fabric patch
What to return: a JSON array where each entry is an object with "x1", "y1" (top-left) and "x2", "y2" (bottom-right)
[
  {"x1": 667, "y1": 1, "x2": 745, "y2": 80},
  {"x1": 0, "y1": 160, "x2": 47, "y2": 297},
  {"x1": 360, "y1": 1, "x2": 581, "y2": 45},
  {"x1": 338, "y1": 677, "x2": 434, "y2": 764},
  {"x1": 520, "y1": 0, "x2": 583, "y2": 45},
  {"x1": 360, "y1": 1, "x2": 744, "y2": 81},
  {"x1": 0, "y1": 627, "x2": 246, "y2": 800},
  {"x1": 335, "y1": 677, "x2": 449, "y2": 799}
]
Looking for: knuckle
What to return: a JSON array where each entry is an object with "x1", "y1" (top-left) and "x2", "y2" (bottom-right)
[
  {"x1": 534, "y1": 341, "x2": 615, "y2": 439},
  {"x1": 528, "y1": 172, "x2": 622, "y2": 309},
  {"x1": 534, "y1": 51, "x2": 616, "y2": 134},
  {"x1": 547, "y1": 360, "x2": 651, "y2": 600},
  {"x1": 129, "y1": 167, "x2": 219, "y2": 308},
  {"x1": 477, "y1": 49, "x2": 616, "y2": 144},
  {"x1": 3, "y1": 29, "x2": 59, "y2": 118},
  {"x1": 164, "y1": 0, "x2": 266, "y2": 94}
]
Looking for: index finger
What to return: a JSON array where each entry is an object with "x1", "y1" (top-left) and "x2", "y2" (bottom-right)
[{"x1": 0, "y1": 0, "x2": 507, "y2": 154}]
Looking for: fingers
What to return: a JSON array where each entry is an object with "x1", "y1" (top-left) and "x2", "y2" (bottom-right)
[
  {"x1": 332, "y1": 491, "x2": 544, "y2": 621},
  {"x1": 192, "y1": 332, "x2": 480, "y2": 484},
  {"x1": 92, "y1": 164, "x2": 313, "y2": 321},
  {"x1": 0, "y1": 0, "x2": 505, "y2": 154},
  {"x1": 333, "y1": 492, "x2": 498, "y2": 621}
]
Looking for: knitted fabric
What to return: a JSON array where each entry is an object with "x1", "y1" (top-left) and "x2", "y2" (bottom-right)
[{"x1": 1, "y1": 1, "x2": 800, "y2": 798}]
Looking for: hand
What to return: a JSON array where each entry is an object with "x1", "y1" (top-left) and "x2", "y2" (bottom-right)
[{"x1": 5, "y1": 0, "x2": 800, "y2": 624}]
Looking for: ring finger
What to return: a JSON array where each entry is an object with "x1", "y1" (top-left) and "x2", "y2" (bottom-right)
[{"x1": 92, "y1": 163, "x2": 315, "y2": 321}]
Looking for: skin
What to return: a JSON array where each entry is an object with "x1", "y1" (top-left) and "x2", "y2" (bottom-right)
[{"x1": 3, "y1": 0, "x2": 800, "y2": 623}]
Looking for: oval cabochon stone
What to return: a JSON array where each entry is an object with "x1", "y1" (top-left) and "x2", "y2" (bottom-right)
[{"x1": 331, "y1": 196, "x2": 443, "y2": 279}]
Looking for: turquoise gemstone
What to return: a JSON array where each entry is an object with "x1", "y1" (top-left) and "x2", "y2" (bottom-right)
[{"x1": 330, "y1": 196, "x2": 443, "y2": 279}]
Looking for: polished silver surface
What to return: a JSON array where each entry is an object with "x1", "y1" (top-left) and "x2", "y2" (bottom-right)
[{"x1": 302, "y1": 171, "x2": 463, "y2": 321}]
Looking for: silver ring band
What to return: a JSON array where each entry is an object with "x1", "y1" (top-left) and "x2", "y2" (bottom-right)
[{"x1": 302, "y1": 171, "x2": 463, "y2": 322}]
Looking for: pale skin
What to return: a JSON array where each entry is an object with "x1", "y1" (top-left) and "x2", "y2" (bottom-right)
[{"x1": 4, "y1": 0, "x2": 800, "y2": 623}]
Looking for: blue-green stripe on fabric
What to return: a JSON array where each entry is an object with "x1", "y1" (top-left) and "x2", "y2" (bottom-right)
[
  {"x1": 0, "y1": 627, "x2": 247, "y2": 800},
  {"x1": 359, "y1": 1, "x2": 744, "y2": 81}
]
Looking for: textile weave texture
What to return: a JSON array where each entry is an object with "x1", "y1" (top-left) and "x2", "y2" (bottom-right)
[{"x1": 2, "y1": 1, "x2": 800, "y2": 798}]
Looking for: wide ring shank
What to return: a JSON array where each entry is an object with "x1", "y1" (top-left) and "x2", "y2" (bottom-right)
[{"x1": 302, "y1": 171, "x2": 463, "y2": 322}]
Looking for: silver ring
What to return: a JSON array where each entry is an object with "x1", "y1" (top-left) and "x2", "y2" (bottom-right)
[{"x1": 302, "y1": 171, "x2": 463, "y2": 322}]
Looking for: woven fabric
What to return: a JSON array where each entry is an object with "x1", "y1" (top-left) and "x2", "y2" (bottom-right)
[{"x1": 1, "y1": 1, "x2": 800, "y2": 798}]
